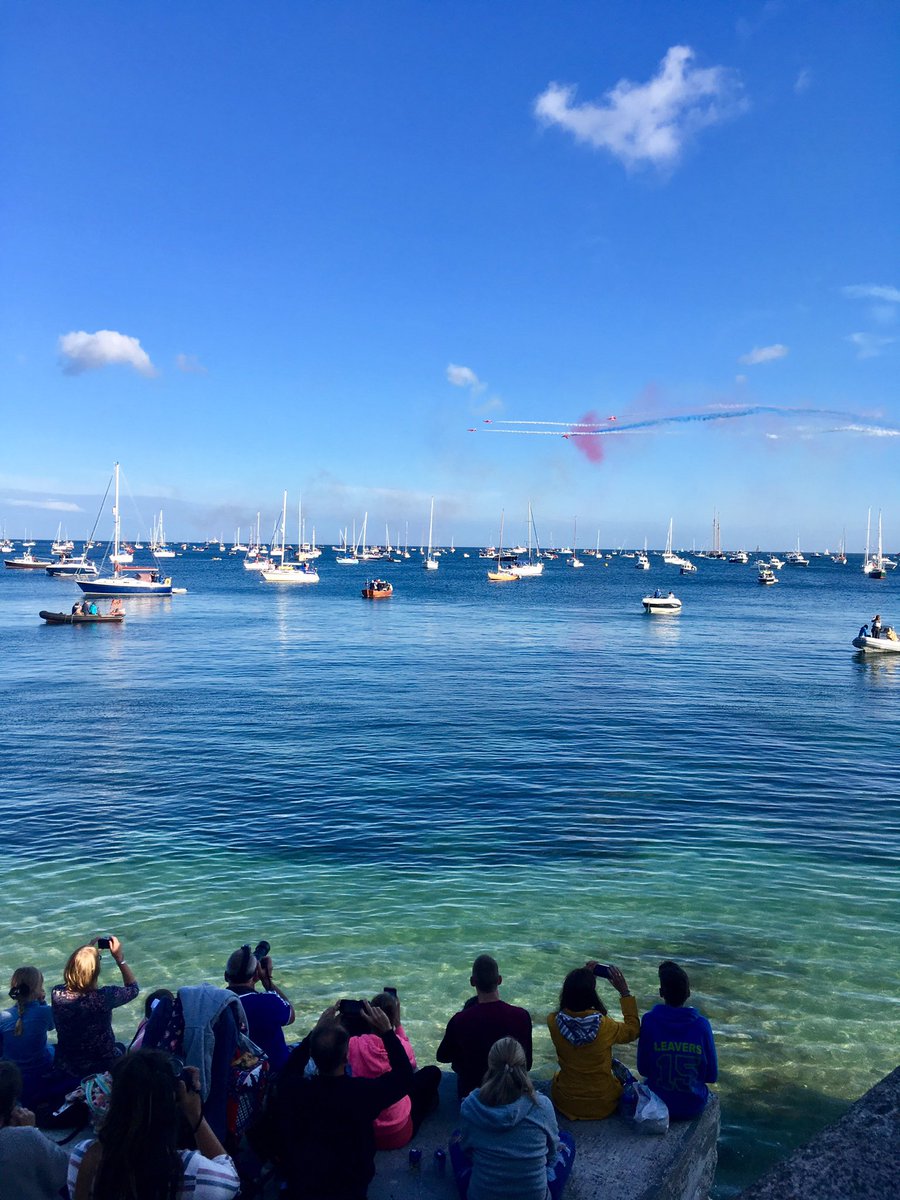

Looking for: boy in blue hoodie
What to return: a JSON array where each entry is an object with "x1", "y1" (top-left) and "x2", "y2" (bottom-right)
[{"x1": 637, "y1": 960, "x2": 717, "y2": 1119}]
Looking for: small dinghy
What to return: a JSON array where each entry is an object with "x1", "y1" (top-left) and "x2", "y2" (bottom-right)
[
  {"x1": 852, "y1": 633, "x2": 900, "y2": 653},
  {"x1": 643, "y1": 591, "x2": 682, "y2": 614},
  {"x1": 361, "y1": 579, "x2": 393, "y2": 599},
  {"x1": 40, "y1": 610, "x2": 125, "y2": 625}
]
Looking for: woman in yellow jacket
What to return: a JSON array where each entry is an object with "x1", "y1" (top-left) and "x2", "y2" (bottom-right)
[{"x1": 547, "y1": 961, "x2": 639, "y2": 1119}]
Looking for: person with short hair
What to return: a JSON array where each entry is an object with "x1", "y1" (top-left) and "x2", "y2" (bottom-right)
[
  {"x1": 0, "y1": 1061, "x2": 69, "y2": 1200},
  {"x1": 67, "y1": 1049, "x2": 240, "y2": 1200},
  {"x1": 637, "y1": 960, "x2": 717, "y2": 1119},
  {"x1": 547, "y1": 961, "x2": 639, "y2": 1120},
  {"x1": 51, "y1": 935, "x2": 139, "y2": 1079},
  {"x1": 259, "y1": 1000, "x2": 414, "y2": 1200},
  {"x1": 451, "y1": 1037, "x2": 575, "y2": 1200},
  {"x1": 437, "y1": 955, "x2": 533, "y2": 1099},
  {"x1": 224, "y1": 943, "x2": 295, "y2": 1073},
  {"x1": 347, "y1": 991, "x2": 441, "y2": 1149}
]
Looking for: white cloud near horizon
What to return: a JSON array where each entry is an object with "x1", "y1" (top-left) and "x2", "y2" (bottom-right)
[
  {"x1": 446, "y1": 364, "x2": 485, "y2": 394},
  {"x1": 842, "y1": 284, "x2": 900, "y2": 304},
  {"x1": 533, "y1": 45, "x2": 743, "y2": 169},
  {"x1": 58, "y1": 330, "x2": 157, "y2": 377},
  {"x1": 738, "y1": 344, "x2": 789, "y2": 365},
  {"x1": 176, "y1": 353, "x2": 208, "y2": 374},
  {"x1": 6, "y1": 498, "x2": 83, "y2": 511},
  {"x1": 847, "y1": 332, "x2": 894, "y2": 359}
]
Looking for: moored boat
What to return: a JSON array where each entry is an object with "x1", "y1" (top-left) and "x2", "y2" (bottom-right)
[
  {"x1": 5, "y1": 551, "x2": 53, "y2": 569},
  {"x1": 643, "y1": 590, "x2": 683, "y2": 613},
  {"x1": 40, "y1": 608, "x2": 124, "y2": 625},
  {"x1": 361, "y1": 579, "x2": 393, "y2": 599}
]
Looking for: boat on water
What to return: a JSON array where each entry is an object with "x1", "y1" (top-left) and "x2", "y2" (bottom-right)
[
  {"x1": 40, "y1": 607, "x2": 124, "y2": 625},
  {"x1": 862, "y1": 509, "x2": 888, "y2": 578},
  {"x1": 680, "y1": 561, "x2": 697, "y2": 574},
  {"x1": 852, "y1": 628, "x2": 900, "y2": 653},
  {"x1": 424, "y1": 497, "x2": 438, "y2": 570},
  {"x1": 487, "y1": 511, "x2": 518, "y2": 582},
  {"x1": 510, "y1": 503, "x2": 544, "y2": 577},
  {"x1": 361, "y1": 579, "x2": 393, "y2": 599},
  {"x1": 5, "y1": 550, "x2": 53, "y2": 570},
  {"x1": 77, "y1": 463, "x2": 174, "y2": 597},
  {"x1": 785, "y1": 538, "x2": 809, "y2": 566},
  {"x1": 643, "y1": 590, "x2": 682, "y2": 613},
  {"x1": 261, "y1": 492, "x2": 320, "y2": 584},
  {"x1": 151, "y1": 510, "x2": 176, "y2": 558},
  {"x1": 758, "y1": 566, "x2": 778, "y2": 585},
  {"x1": 46, "y1": 551, "x2": 98, "y2": 577}
]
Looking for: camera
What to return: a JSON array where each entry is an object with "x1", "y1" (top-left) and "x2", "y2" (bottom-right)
[
  {"x1": 97, "y1": 937, "x2": 113, "y2": 950},
  {"x1": 338, "y1": 999, "x2": 365, "y2": 1016},
  {"x1": 253, "y1": 941, "x2": 271, "y2": 960},
  {"x1": 337, "y1": 998, "x2": 368, "y2": 1036},
  {"x1": 383, "y1": 987, "x2": 398, "y2": 998}
]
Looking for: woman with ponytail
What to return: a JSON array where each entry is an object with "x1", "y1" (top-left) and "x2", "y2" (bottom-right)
[
  {"x1": 450, "y1": 1037, "x2": 575, "y2": 1200},
  {"x1": 67, "y1": 1049, "x2": 240, "y2": 1200},
  {"x1": 0, "y1": 967, "x2": 55, "y2": 1108}
]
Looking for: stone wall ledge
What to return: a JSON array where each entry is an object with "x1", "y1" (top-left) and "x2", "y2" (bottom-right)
[
  {"x1": 737, "y1": 1066, "x2": 899, "y2": 1200},
  {"x1": 370, "y1": 1074, "x2": 720, "y2": 1200}
]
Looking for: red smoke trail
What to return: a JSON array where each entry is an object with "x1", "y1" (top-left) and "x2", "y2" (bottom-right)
[{"x1": 571, "y1": 411, "x2": 603, "y2": 462}]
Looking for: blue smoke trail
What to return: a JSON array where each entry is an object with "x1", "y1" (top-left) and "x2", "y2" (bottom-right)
[{"x1": 481, "y1": 406, "x2": 900, "y2": 437}]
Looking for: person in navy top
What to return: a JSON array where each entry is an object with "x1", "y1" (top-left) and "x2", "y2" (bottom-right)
[
  {"x1": 637, "y1": 960, "x2": 717, "y2": 1119},
  {"x1": 224, "y1": 944, "x2": 295, "y2": 1073}
]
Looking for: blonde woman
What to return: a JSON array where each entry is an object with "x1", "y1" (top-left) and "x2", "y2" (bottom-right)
[
  {"x1": 0, "y1": 967, "x2": 55, "y2": 1107},
  {"x1": 51, "y1": 936, "x2": 138, "y2": 1079},
  {"x1": 451, "y1": 1037, "x2": 575, "y2": 1200}
]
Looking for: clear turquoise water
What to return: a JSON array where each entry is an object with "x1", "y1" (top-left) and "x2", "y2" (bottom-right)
[{"x1": 2, "y1": 548, "x2": 898, "y2": 1194}]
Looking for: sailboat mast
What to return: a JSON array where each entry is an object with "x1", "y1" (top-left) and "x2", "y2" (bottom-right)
[
  {"x1": 280, "y1": 491, "x2": 287, "y2": 563},
  {"x1": 113, "y1": 462, "x2": 121, "y2": 567}
]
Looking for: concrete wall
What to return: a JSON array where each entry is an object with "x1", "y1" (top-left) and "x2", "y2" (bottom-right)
[
  {"x1": 737, "y1": 1066, "x2": 899, "y2": 1200},
  {"x1": 370, "y1": 1074, "x2": 720, "y2": 1200}
]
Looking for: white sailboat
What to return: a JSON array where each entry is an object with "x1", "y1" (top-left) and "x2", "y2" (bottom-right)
[
  {"x1": 261, "y1": 492, "x2": 320, "y2": 584},
  {"x1": 424, "y1": 497, "x2": 438, "y2": 570},
  {"x1": 570, "y1": 518, "x2": 584, "y2": 568},
  {"x1": 863, "y1": 509, "x2": 887, "y2": 579},
  {"x1": 77, "y1": 463, "x2": 173, "y2": 597},
  {"x1": 487, "y1": 511, "x2": 517, "y2": 582},
  {"x1": 510, "y1": 503, "x2": 544, "y2": 577},
  {"x1": 151, "y1": 510, "x2": 176, "y2": 558}
]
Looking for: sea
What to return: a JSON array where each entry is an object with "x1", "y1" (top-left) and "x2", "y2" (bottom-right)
[{"x1": 1, "y1": 545, "x2": 898, "y2": 1195}]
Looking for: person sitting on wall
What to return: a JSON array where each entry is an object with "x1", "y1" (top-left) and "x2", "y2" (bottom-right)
[
  {"x1": 437, "y1": 954, "x2": 533, "y2": 1100},
  {"x1": 637, "y1": 960, "x2": 718, "y2": 1120},
  {"x1": 347, "y1": 990, "x2": 441, "y2": 1149},
  {"x1": 225, "y1": 942, "x2": 295, "y2": 1073},
  {"x1": 258, "y1": 1000, "x2": 414, "y2": 1200},
  {"x1": 0, "y1": 1061, "x2": 69, "y2": 1200}
]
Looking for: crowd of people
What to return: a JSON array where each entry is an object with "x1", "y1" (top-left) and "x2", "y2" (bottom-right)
[{"x1": 0, "y1": 939, "x2": 718, "y2": 1200}]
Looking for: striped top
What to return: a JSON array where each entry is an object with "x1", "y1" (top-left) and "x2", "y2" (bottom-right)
[{"x1": 67, "y1": 1141, "x2": 240, "y2": 1199}]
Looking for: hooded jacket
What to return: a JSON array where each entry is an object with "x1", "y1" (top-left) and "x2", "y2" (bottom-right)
[
  {"x1": 637, "y1": 1003, "x2": 717, "y2": 1119},
  {"x1": 460, "y1": 1088, "x2": 560, "y2": 1200},
  {"x1": 347, "y1": 1026, "x2": 417, "y2": 1148},
  {"x1": 547, "y1": 995, "x2": 640, "y2": 1119}
]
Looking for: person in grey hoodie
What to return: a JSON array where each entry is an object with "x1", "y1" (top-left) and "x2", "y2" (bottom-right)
[{"x1": 450, "y1": 1037, "x2": 575, "y2": 1200}]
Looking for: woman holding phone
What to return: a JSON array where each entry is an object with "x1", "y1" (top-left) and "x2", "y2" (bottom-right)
[
  {"x1": 51, "y1": 936, "x2": 139, "y2": 1079},
  {"x1": 547, "y1": 960, "x2": 639, "y2": 1120}
]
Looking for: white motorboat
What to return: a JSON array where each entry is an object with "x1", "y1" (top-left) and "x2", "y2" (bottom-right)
[
  {"x1": 852, "y1": 632, "x2": 900, "y2": 653},
  {"x1": 768, "y1": 556, "x2": 784, "y2": 569},
  {"x1": 643, "y1": 591, "x2": 682, "y2": 613},
  {"x1": 758, "y1": 566, "x2": 778, "y2": 585},
  {"x1": 679, "y1": 561, "x2": 697, "y2": 574}
]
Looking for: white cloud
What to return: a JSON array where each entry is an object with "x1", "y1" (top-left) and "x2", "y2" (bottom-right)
[
  {"x1": 533, "y1": 45, "x2": 743, "y2": 169},
  {"x1": 794, "y1": 69, "x2": 812, "y2": 94},
  {"x1": 446, "y1": 364, "x2": 485, "y2": 394},
  {"x1": 6, "y1": 499, "x2": 83, "y2": 511},
  {"x1": 847, "y1": 332, "x2": 894, "y2": 360},
  {"x1": 738, "y1": 344, "x2": 789, "y2": 365},
  {"x1": 842, "y1": 284, "x2": 900, "y2": 304},
  {"x1": 58, "y1": 329, "x2": 157, "y2": 377},
  {"x1": 176, "y1": 353, "x2": 207, "y2": 374}
]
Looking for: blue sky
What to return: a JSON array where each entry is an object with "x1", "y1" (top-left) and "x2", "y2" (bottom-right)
[{"x1": 1, "y1": 1, "x2": 897, "y2": 549}]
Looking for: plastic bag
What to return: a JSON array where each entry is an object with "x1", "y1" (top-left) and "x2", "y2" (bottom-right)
[{"x1": 630, "y1": 1082, "x2": 669, "y2": 1135}]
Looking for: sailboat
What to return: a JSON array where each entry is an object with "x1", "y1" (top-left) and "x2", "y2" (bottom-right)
[
  {"x1": 570, "y1": 518, "x2": 584, "y2": 568},
  {"x1": 487, "y1": 511, "x2": 518, "y2": 582},
  {"x1": 832, "y1": 531, "x2": 847, "y2": 565},
  {"x1": 863, "y1": 509, "x2": 887, "y2": 579},
  {"x1": 635, "y1": 537, "x2": 650, "y2": 570},
  {"x1": 261, "y1": 492, "x2": 319, "y2": 584},
  {"x1": 423, "y1": 498, "x2": 438, "y2": 570},
  {"x1": 510, "y1": 503, "x2": 544, "y2": 577},
  {"x1": 244, "y1": 513, "x2": 271, "y2": 570},
  {"x1": 77, "y1": 463, "x2": 174, "y2": 597},
  {"x1": 151, "y1": 511, "x2": 176, "y2": 558}
]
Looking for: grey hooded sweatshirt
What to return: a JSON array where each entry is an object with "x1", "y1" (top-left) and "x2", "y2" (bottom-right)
[{"x1": 460, "y1": 1088, "x2": 561, "y2": 1200}]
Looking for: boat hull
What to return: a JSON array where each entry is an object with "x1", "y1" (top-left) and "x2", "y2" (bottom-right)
[
  {"x1": 39, "y1": 611, "x2": 124, "y2": 625},
  {"x1": 643, "y1": 596, "x2": 683, "y2": 613},
  {"x1": 852, "y1": 635, "x2": 900, "y2": 653},
  {"x1": 76, "y1": 577, "x2": 173, "y2": 597}
]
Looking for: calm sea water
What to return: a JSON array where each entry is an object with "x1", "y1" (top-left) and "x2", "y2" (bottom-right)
[{"x1": 1, "y1": 546, "x2": 898, "y2": 1194}]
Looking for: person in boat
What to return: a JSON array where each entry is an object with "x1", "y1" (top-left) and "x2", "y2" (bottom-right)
[
  {"x1": 547, "y1": 962, "x2": 638, "y2": 1120},
  {"x1": 653, "y1": 589, "x2": 661, "y2": 598},
  {"x1": 451, "y1": 1036, "x2": 576, "y2": 1200},
  {"x1": 436, "y1": 955, "x2": 533, "y2": 1101},
  {"x1": 224, "y1": 943, "x2": 295, "y2": 1075},
  {"x1": 872, "y1": 615, "x2": 882, "y2": 638},
  {"x1": 71, "y1": 601, "x2": 81, "y2": 615},
  {"x1": 109, "y1": 598, "x2": 123, "y2": 616},
  {"x1": 346, "y1": 990, "x2": 441, "y2": 1150},
  {"x1": 858, "y1": 623, "x2": 869, "y2": 639},
  {"x1": 886, "y1": 626, "x2": 899, "y2": 642},
  {"x1": 88, "y1": 600, "x2": 99, "y2": 616},
  {"x1": 637, "y1": 960, "x2": 718, "y2": 1120}
]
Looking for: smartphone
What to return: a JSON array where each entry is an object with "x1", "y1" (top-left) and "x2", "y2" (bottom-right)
[
  {"x1": 97, "y1": 937, "x2": 112, "y2": 950},
  {"x1": 592, "y1": 963, "x2": 612, "y2": 979},
  {"x1": 338, "y1": 999, "x2": 365, "y2": 1016},
  {"x1": 383, "y1": 987, "x2": 398, "y2": 998}
]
